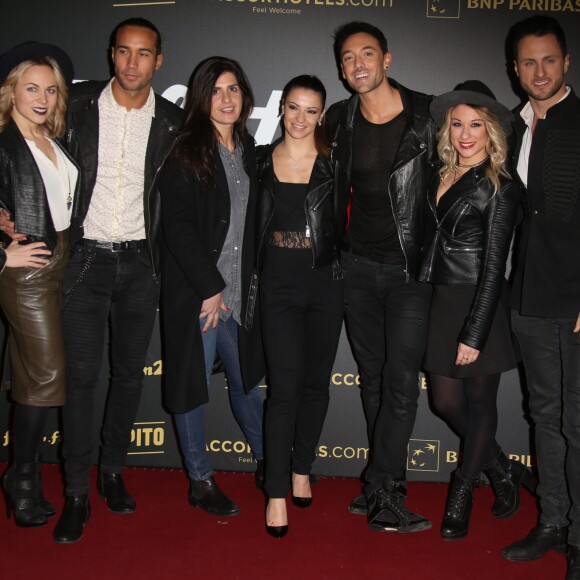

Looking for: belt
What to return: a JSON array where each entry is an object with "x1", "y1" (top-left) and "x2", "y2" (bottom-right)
[{"x1": 78, "y1": 239, "x2": 147, "y2": 252}]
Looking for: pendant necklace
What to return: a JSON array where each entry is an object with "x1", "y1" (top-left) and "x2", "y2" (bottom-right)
[{"x1": 54, "y1": 144, "x2": 73, "y2": 210}]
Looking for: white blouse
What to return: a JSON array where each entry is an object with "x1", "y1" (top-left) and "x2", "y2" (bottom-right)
[{"x1": 25, "y1": 137, "x2": 78, "y2": 232}]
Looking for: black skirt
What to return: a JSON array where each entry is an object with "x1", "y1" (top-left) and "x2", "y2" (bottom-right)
[{"x1": 423, "y1": 283, "x2": 517, "y2": 378}]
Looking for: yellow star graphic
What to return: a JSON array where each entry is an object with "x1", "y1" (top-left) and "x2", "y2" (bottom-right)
[
  {"x1": 411, "y1": 459, "x2": 417, "y2": 466},
  {"x1": 413, "y1": 449, "x2": 425, "y2": 457},
  {"x1": 426, "y1": 444, "x2": 436, "y2": 453},
  {"x1": 431, "y1": 4, "x2": 438, "y2": 12}
]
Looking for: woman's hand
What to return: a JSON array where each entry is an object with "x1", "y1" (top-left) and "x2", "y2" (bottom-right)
[
  {"x1": 199, "y1": 292, "x2": 228, "y2": 332},
  {"x1": 574, "y1": 313, "x2": 580, "y2": 334},
  {"x1": 455, "y1": 342, "x2": 480, "y2": 366},
  {"x1": 4, "y1": 241, "x2": 51, "y2": 269}
]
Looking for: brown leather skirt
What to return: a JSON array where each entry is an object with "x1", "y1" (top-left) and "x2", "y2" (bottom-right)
[{"x1": 0, "y1": 230, "x2": 70, "y2": 406}]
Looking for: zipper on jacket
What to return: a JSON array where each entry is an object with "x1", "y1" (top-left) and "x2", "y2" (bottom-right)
[
  {"x1": 146, "y1": 136, "x2": 177, "y2": 282},
  {"x1": 386, "y1": 147, "x2": 426, "y2": 283},
  {"x1": 305, "y1": 179, "x2": 332, "y2": 268}
]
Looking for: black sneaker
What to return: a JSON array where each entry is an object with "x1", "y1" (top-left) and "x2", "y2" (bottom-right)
[{"x1": 367, "y1": 479, "x2": 431, "y2": 533}]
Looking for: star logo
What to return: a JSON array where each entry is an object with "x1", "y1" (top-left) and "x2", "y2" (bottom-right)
[
  {"x1": 426, "y1": 0, "x2": 461, "y2": 19},
  {"x1": 407, "y1": 439, "x2": 440, "y2": 472}
]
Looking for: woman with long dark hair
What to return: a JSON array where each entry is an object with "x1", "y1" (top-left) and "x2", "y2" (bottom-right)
[
  {"x1": 158, "y1": 57, "x2": 264, "y2": 516},
  {"x1": 420, "y1": 81, "x2": 535, "y2": 540},
  {"x1": 0, "y1": 42, "x2": 78, "y2": 527},
  {"x1": 257, "y1": 75, "x2": 343, "y2": 538}
]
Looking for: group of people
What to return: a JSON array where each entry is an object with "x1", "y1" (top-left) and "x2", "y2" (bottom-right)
[{"x1": 0, "y1": 12, "x2": 578, "y2": 579}]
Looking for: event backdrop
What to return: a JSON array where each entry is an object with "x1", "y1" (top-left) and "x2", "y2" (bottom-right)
[{"x1": 1, "y1": 1, "x2": 579, "y2": 483}]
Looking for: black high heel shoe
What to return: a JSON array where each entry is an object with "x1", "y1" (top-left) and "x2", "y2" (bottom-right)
[
  {"x1": 291, "y1": 472, "x2": 313, "y2": 508},
  {"x1": 291, "y1": 495, "x2": 312, "y2": 508},
  {"x1": 266, "y1": 499, "x2": 288, "y2": 539},
  {"x1": 266, "y1": 523, "x2": 288, "y2": 539}
]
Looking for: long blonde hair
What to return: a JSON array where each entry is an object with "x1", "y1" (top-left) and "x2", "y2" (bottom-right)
[
  {"x1": 0, "y1": 57, "x2": 68, "y2": 138},
  {"x1": 437, "y1": 104, "x2": 510, "y2": 194}
]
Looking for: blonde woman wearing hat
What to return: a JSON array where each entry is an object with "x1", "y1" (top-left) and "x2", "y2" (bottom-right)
[
  {"x1": 419, "y1": 81, "x2": 535, "y2": 540},
  {"x1": 0, "y1": 43, "x2": 78, "y2": 527}
]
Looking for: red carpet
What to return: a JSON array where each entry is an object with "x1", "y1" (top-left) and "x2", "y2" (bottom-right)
[{"x1": 0, "y1": 463, "x2": 565, "y2": 579}]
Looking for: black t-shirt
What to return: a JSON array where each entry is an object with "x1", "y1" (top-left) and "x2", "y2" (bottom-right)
[{"x1": 345, "y1": 106, "x2": 406, "y2": 264}]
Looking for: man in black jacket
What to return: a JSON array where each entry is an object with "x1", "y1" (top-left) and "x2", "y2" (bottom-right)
[
  {"x1": 325, "y1": 21, "x2": 437, "y2": 533},
  {"x1": 50, "y1": 18, "x2": 182, "y2": 543},
  {"x1": 502, "y1": 16, "x2": 580, "y2": 578}
]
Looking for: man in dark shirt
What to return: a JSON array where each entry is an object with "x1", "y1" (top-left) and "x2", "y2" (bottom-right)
[
  {"x1": 325, "y1": 21, "x2": 437, "y2": 533},
  {"x1": 501, "y1": 16, "x2": 580, "y2": 578}
]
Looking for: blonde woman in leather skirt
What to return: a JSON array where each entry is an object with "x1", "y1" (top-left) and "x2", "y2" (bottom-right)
[{"x1": 0, "y1": 42, "x2": 78, "y2": 528}]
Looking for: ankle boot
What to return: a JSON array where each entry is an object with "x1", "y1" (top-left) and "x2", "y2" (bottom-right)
[
  {"x1": 34, "y1": 455, "x2": 56, "y2": 518},
  {"x1": 189, "y1": 476, "x2": 240, "y2": 517},
  {"x1": 441, "y1": 469, "x2": 477, "y2": 540},
  {"x1": 484, "y1": 452, "x2": 537, "y2": 519},
  {"x1": 2, "y1": 463, "x2": 48, "y2": 527}
]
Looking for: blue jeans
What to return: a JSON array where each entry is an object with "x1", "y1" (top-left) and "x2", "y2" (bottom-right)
[{"x1": 174, "y1": 315, "x2": 264, "y2": 481}]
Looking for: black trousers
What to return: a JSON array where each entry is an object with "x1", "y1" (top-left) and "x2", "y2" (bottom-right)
[
  {"x1": 512, "y1": 310, "x2": 580, "y2": 547},
  {"x1": 261, "y1": 247, "x2": 343, "y2": 498},
  {"x1": 341, "y1": 252, "x2": 432, "y2": 490},
  {"x1": 61, "y1": 243, "x2": 159, "y2": 496}
]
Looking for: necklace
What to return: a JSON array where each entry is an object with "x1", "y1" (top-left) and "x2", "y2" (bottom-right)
[
  {"x1": 457, "y1": 156, "x2": 489, "y2": 168},
  {"x1": 53, "y1": 144, "x2": 73, "y2": 210},
  {"x1": 284, "y1": 144, "x2": 314, "y2": 169}
]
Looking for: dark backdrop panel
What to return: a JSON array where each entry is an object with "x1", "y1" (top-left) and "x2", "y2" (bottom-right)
[{"x1": 1, "y1": 1, "x2": 578, "y2": 481}]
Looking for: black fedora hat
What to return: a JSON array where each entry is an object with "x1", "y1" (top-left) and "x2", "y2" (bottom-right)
[
  {"x1": 429, "y1": 80, "x2": 514, "y2": 135},
  {"x1": 0, "y1": 42, "x2": 74, "y2": 87}
]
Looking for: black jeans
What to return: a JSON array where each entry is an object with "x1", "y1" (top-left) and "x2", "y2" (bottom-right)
[
  {"x1": 261, "y1": 247, "x2": 343, "y2": 498},
  {"x1": 512, "y1": 310, "x2": 580, "y2": 546},
  {"x1": 341, "y1": 252, "x2": 431, "y2": 490},
  {"x1": 61, "y1": 244, "x2": 159, "y2": 496}
]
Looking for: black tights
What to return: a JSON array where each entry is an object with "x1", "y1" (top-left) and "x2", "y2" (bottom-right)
[
  {"x1": 13, "y1": 403, "x2": 49, "y2": 464},
  {"x1": 430, "y1": 373, "x2": 502, "y2": 478}
]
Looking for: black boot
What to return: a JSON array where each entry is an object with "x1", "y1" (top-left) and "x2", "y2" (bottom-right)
[
  {"x1": 501, "y1": 523, "x2": 568, "y2": 561},
  {"x1": 441, "y1": 469, "x2": 477, "y2": 541},
  {"x1": 367, "y1": 476, "x2": 431, "y2": 533},
  {"x1": 53, "y1": 495, "x2": 91, "y2": 544},
  {"x1": 98, "y1": 472, "x2": 136, "y2": 514},
  {"x1": 348, "y1": 493, "x2": 367, "y2": 515},
  {"x1": 484, "y1": 452, "x2": 537, "y2": 519},
  {"x1": 2, "y1": 463, "x2": 47, "y2": 527},
  {"x1": 34, "y1": 455, "x2": 56, "y2": 518},
  {"x1": 568, "y1": 545, "x2": 580, "y2": 580},
  {"x1": 189, "y1": 476, "x2": 240, "y2": 517}
]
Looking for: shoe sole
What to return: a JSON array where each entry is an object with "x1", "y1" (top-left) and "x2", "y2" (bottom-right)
[
  {"x1": 369, "y1": 521, "x2": 432, "y2": 533},
  {"x1": 441, "y1": 531, "x2": 468, "y2": 541},
  {"x1": 501, "y1": 545, "x2": 568, "y2": 561},
  {"x1": 348, "y1": 505, "x2": 367, "y2": 516},
  {"x1": 53, "y1": 515, "x2": 90, "y2": 544},
  {"x1": 54, "y1": 533, "x2": 84, "y2": 544},
  {"x1": 189, "y1": 500, "x2": 240, "y2": 517}
]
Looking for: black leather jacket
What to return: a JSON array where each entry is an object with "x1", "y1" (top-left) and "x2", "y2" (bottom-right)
[
  {"x1": 0, "y1": 120, "x2": 81, "y2": 264},
  {"x1": 64, "y1": 80, "x2": 182, "y2": 278},
  {"x1": 256, "y1": 140, "x2": 338, "y2": 272},
  {"x1": 419, "y1": 163, "x2": 523, "y2": 350},
  {"x1": 325, "y1": 78, "x2": 438, "y2": 281}
]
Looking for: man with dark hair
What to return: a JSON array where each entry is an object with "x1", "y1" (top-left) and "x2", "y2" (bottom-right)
[
  {"x1": 501, "y1": 15, "x2": 580, "y2": 578},
  {"x1": 110, "y1": 17, "x2": 162, "y2": 56},
  {"x1": 47, "y1": 18, "x2": 182, "y2": 542},
  {"x1": 325, "y1": 21, "x2": 437, "y2": 533}
]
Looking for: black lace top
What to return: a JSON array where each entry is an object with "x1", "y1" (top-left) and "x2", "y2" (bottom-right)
[{"x1": 268, "y1": 181, "x2": 311, "y2": 249}]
